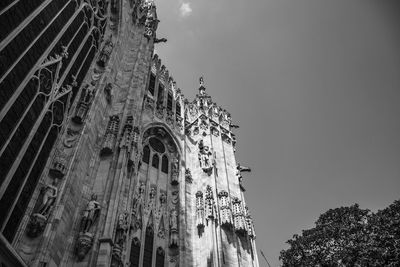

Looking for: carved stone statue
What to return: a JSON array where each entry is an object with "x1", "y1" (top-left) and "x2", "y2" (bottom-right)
[
  {"x1": 113, "y1": 213, "x2": 127, "y2": 248},
  {"x1": 185, "y1": 168, "x2": 193, "y2": 183},
  {"x1": 198, "y1": 141, "x2": 213, "y2": 175},
  {"x1": 169, "y1": 209, "x2": 179, "y2": 248},
  {"x1": 97, "y1": 37, "x2": 114, "y2": 67},
  {"x1": 80, "y1": 194, "x2": 101, "y2": 233},
  {"x1": 171, "y1": 157, "x2": 179, "y2": 185},
  {"x1": 37, "y1": 184, "x2": 58, "y2": 217}
]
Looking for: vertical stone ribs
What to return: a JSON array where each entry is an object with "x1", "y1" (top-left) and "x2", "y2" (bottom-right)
[{"x1": 101, "y1": 115, "x2": 120, "y2": 156}]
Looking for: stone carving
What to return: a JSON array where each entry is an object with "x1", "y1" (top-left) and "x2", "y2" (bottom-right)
[
  {"x1": 245, "y1": 207, "x2": 256, "y2": 239},
  {"x1": 75, "y1": 194, "x2": 101, "y2": 260},
  {"x1": 104, "y1": 83, "x2": 112, "y2": 104},
  {"x1": 97, "y1": 37, "x2": 113, "y2": 68},
  {"x1": 157, "y1": 192, "x2": 166, "y2": 218},
  {"x1": 145, "y1": 96, "x2": 155, "y2": 111},
  {"x1": 237, "y1": 164, "x2": 251, "y2": 191},
  {"x1": 115, "y1": 212, "x2": 129, "y2": 247},
  {"x1": 155, "y1": 104, "x2": 164, "y2": 119},
  {"x1": 120, "y1": 117, "x2": 133, "y2": 150},
  {"x1": 80, "y1": 194, "x2": 101, "y2": 233},
  {"x1": 37, "y1": 184, "x2": 58, "y2": 217},
  {"x1": 171, "y1": 157, "x2": 179, "y2": 185},
  {"x1": 101, "y1": 115, "x2": 120, "y2": 156},
  {"x1": 166, "y1": 111, "x2": 174, "y2": 126},
  {"x1": 199, "y1": 119, "x2": 208, "y2": 130},
  {"x1": 169, "y1": 209, "x2": 179, "y2": 248},
  {"x1": 192, "y1": 126, "x2": 199, "y2": 136},
  {"x1": 158, "y1": 215, "x2": 165, "y2": 239},
  {"x1": 195, "y1": 191, "x2": 205, "y2": 228},
  {"x1": 205, "y1": 185, "x2": 215, "y2": 220},
  {"x1": 72, "y1": 83, "x2": 95, "y2": 124},
  {"x1": 211, "y1": 126, "x2": 220, "y2": 137},
  {"x1": 112, "y1": 212, "x2": 129, "y2": 267},
  {"x1": 63, "y1": 128, "x2": 80, "y2": 148},
  {"x1": 49, "y1": 147, "x2": 68, "y2": 178},
  {"x1": 27, "y1": 213, "x2": 47, "y2": 238},
  {"x1": 218, "y1": 191, "x2": 232, "y2": 227},
  {"x1": 232, "y1": 197, "x2": 246, "y2": 235},
  {"x1": 27, "y1": 183, "x2": 58, "y2": 238},
  {"x1": 146, "y1": 186, "x2": 156, "y2": 213},
  {"x1": 76, "y1": 232, "x2": 94, "y2": 261},
  {"x1": 131, "y1": 182, "x2": 145, "y2": 232},
  {"x1": 198, "y1": 140, "x2": 213, "y2": 175},
  {"x1": 188, "y1": 103, "x2": 198, "y2": 119},
  {"x1": 185, "y1": 168, "x2": 192, "y2": 184},
  {"x1": 171, "y1": 190, "x2": 179, "y2": 205},
  {"x1": 176, "y1": 118, "x2": 183, "y2": 132}
]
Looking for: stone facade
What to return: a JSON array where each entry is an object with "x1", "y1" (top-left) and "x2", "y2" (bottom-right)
[{"x1": 0, "y1": 0, "x2": 259, "y2": 266}]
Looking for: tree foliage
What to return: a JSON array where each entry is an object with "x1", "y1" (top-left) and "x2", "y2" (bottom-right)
[{"x1": 280, "y1": 200, "x2": 400, "y2": 266}]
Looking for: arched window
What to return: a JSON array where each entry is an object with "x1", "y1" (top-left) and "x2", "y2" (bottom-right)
[
  {"x1": 152, "y1": 154, "x2": 159, "y2": 169},
  {"x1": 156, "y1": 247, "x2": 165, "y2": 267},
  {"x1": 167, "y1": 91, "x2": 173, "y2": 111},
  {"x1": 148, "y1": 74, "x2": 155, "y2": 96},
  {"x1": 129, "y1": 237, "x2": 140, "y2": 267},
  {"x1": 176, "y1": 102, "x2": 181, "y2": 117},
  {"x1": 157, "y1": 84, "x2": 164, "y2": 105},
  {"x1": 143, "y1": 226, "x2": 154, "y2": 267},
  {"x1": 161, "y1": 155, "x2": 168, "y2": 174},
  {"x1": 143, "y1": 145, "x2": 150, "y2": 164}
]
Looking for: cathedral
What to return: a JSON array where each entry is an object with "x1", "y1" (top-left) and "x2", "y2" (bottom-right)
[{"x1": 0, "y1": 0, "x2": 259, "y2": 266}]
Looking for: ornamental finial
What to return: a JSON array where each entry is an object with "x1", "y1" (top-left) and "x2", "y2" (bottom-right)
[{"x1": 199, "y1": 76, "x2": 206, "y2": 95}]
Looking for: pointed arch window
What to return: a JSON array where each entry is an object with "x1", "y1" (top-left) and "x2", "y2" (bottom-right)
[
  {"x1": 143, "y1": 226, "x2": 154, "y2": 267},
  {"x1": 161, "y1": 155, "x2": 168, "y2": 174},
  {"x1": 143, "y1": 145, "x2": 150, "y2": 164},
  {"x1": 148, "y1": 74, "x2": 156, "y2": 96},
  {"x1": 156, "y1": 247, "x2": 165, "y2": 267},
  {"x1": 129, "y1": 237, "x2": 140, "y2": 267},
  {"x1": 167, "y1": 91, "x2": 173, "y2": 111},
  {"x1": 176, "y1": 102, "x2": 181, "y2": 117},
  {"x1": 152, "y1": 154, "x2": 159, "y2": 169},
  {"x1": 157, "y1": 84, "x2": 164, "y2": 105}
]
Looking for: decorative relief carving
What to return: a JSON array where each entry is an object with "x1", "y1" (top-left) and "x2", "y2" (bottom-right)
[
  {"x1": 63, "y1": 128, "x2": 80, "y2": 148},
  {"x1": 169, "y1": 209, "x2": 179, "y2": 248},
  {"x1": 27, "y1": 183, "x2": 58, "y2": 238},
  {"x1": 218, "y1": 191, "x2": 232, "y2": 228},
  {"x1": 72, "y1": 83, "x2": 95, "y2": 124},
  {"x1": 131, "y1": 182, "x2": 145, "y2": 232},
  {"x1": 195, "y1": 191, "x2": 205, "y2": 228},
  {"x1": 97, "y1": 36, "x2": 114, "y2": 68},
  {"x1": 245, "y1": 207, "x2": 256, "y2": 239},
  {"x1": 232, "y1": 197, "x2": 246, "y2": 235},
  {"x1": 198, "y1": 140, "x2": 213, "y2": 175},
  {"x1": 146, "y1": 186, "x2": 157, "y2": 214},
  {"x1": 155, "y1": 104, "x2": 164, "y2": 119},
  {"x1": 176, "y1": 115, "x2": 183, "y2": 131},
  {"x1": 104, "y1": 83, "x2": 112, "y2": 104},
  {"x1": 101, "y1": 115, "x2": 120, "y2": 156},
  {"x1": 75, "y1": 194, "x2": 101, "y2": 260},
  {"x1": 49, "y1": 148, "x2": 68, "y2": 178},
  {"x1": 185, "y1": 168, "x2": 192, "y2": 184},
  {"x1": 157, "y1": 215, "x2": 165, "y2": 239},
  {"x1": 205, "y1": 185, "x2": 216, "y2": 220},
  {"x1": 237, "y1": 164, "x2": 251, "y2": 191},
  {"x1": 166, "y1": 110, "x2": 174, "y2": 126},
  {"x1": 171, "y1": 157, "x2": 179, "y2": 185},
  {"x1": 145, "y1": 96, "x2": 155, "y2": 112}
]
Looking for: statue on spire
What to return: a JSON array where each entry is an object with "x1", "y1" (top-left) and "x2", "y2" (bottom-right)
[{"x1": 199, "y1": 76, "x2": 206, "y2": 95}]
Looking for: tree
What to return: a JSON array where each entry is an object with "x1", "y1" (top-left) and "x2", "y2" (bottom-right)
[{"x1": 280, "y1": 200, "x2": 400, "y2": 266}]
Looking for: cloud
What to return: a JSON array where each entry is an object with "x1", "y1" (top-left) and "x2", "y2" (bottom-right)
[{"x1": 179, "y1": 2, "x2": 192, "y2": 17}]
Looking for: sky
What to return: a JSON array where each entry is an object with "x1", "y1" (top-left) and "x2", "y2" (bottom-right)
[{"x1": 154, "y1": 0, "x2": 400, "y2": 266}]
